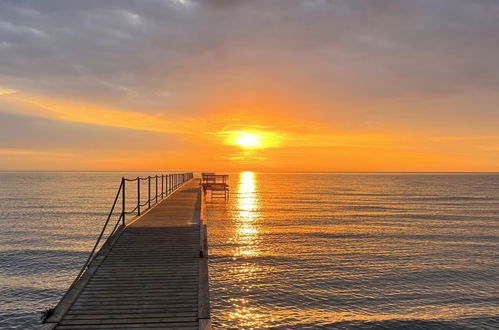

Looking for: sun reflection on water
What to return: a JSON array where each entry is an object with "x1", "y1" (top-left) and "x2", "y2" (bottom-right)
[
  {"x1": 233, "y1": 171, "x2": 261, "y2": 257},
  {"x1": 227, "y1": 171, "x2": 267, "y2": 328}
]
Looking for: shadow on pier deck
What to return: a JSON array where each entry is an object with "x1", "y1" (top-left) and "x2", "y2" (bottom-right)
[{"x1": 44, "y1": 179, "x2": 210, "y2": 329}]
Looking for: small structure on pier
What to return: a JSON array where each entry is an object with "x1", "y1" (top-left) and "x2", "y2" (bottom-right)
[{"x1": 201, "y1": 173, "x2": 229, "y2": 202}]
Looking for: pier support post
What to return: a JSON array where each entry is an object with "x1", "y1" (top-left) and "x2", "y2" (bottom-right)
[
  {"x1": 148, "y1": 176, "x2": 151, "y2": 208},
  {"x1": 121, "y1": 178, "x2": 125, "y2": 226},
  {"x1": 137, "y1": 177, "x2": 140, "y2": 216}
]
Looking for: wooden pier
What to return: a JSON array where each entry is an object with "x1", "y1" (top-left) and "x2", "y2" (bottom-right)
[{"x1": 44, "y1": 177, "x2": 210, "y2": 329}]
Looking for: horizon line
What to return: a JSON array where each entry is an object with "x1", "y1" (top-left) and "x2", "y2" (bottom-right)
[{"x1": 1, "y1": 170, "x2": 499, "y2": 174}]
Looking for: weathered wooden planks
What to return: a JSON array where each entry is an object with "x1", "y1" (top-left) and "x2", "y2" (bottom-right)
[{"x1": 44, "y1": 179, "x2": 211, "y2": 330}]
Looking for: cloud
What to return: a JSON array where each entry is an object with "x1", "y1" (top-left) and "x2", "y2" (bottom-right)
[
  {"x1": 1, "y1": 92, "x2": 185, "y2": 134},
  {"x1": 0, "y1": 110, "x2": 190, "y2": 151},
  {"x1": 0, "y1": 87, "x2": 16, "y2": 95},
  {"x1": 0, "y1": 148, "x2": 71, "y2": 157},
  {"x1": 2, "y1": 0, "x2": 499, "y2": 116}
]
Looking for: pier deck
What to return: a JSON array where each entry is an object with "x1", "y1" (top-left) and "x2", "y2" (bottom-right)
[{"x1": 45, "y1": 179, "x2": 210, "y2": 329}]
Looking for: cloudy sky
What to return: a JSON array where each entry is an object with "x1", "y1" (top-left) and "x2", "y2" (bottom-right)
[{"x1": 1, "y1": 0, "x2": 499, "y2": 171}]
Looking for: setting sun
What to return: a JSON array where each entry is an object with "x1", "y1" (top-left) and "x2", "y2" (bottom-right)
[
  {"x1": 236, "y1": 133, "x2": 260, "y2": 148},
  {"x1": 219, "y1": 130, "x2": 283, "y2": 151}
]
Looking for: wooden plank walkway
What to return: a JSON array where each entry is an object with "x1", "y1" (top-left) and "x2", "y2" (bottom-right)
[{"x1": 44, "y1": 179, "x2": 210, "y2": 329}]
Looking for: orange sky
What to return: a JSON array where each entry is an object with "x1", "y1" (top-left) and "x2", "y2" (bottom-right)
[
  {"x1": 1, "y1": 1, "x2": 499, "y2": 171},
  {"x1": 1, "y1": 90, "x2": 498, "y2": 172}
]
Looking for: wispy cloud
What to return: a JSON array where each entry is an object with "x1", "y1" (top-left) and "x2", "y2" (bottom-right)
[
  {"x1": 0, "y1": 87, "x2": 16, "y2": 95},
  {"x1": 1, "y1": 92, "x2": 191, "y2": 134},
  {"x1": 0, "y1": 148, "x2": 72, "y2": 157},
  {"x1": 427, "y1": 136, "x2": 495, "y2": 142}
]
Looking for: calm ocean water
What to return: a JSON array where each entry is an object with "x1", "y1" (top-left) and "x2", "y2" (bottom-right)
[{"x1": 0, "y1": 172, "x2": 498, "y2": 329}]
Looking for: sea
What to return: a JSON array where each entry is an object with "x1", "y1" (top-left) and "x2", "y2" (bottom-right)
[{"x1": 0, "y1": 172, "x2": 498, "y2": 329}]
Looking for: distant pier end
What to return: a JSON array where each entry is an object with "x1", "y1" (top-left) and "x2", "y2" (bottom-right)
[{"x1": 43, "y1": 174, "x2": 211, "y2": 329}]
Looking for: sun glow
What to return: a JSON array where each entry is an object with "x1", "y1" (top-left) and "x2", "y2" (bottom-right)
[
  {"x1": 236, "y1": 133, "x2": 260, "y2": 148},
  {"x1": 219, "y1": 130, "x2": 283, "y2": 149}
]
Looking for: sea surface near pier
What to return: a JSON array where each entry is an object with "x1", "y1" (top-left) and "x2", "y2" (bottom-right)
[{"x1": 0, "y1": 172, "x2": 498, "y2": 329}]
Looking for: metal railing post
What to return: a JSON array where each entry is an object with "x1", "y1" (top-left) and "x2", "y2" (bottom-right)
[
  {"x1": 161, "y1": 174, "x2": 164, "y2": 198},
  {"x1": 122, "y1": 177, "x2": 125, "y2": 226},
  {"x1": 155, "y1": 175, "x2": 158, "y2": 204},
  {"x1": 137, "y1": 177, "x2": 141, "y2": 216},
  {"x1": 148, "y1": 176, "x2": 151, "y2": 209}
]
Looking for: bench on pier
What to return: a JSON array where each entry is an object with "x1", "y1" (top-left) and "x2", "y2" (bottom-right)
[{"x1": 201, "y1": 173, "x2": 229, "y2": 202}]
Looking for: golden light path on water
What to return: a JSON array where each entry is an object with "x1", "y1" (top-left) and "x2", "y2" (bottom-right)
[
  {"x1": 204, "y1": 173, "x2": 499, "y2": 328},
  {"x1": 234, "y1": 171, "x2": 260, "y2": 257},
  {"x1": 226, "y1": 171, "x2": 271, "y2": 328}
]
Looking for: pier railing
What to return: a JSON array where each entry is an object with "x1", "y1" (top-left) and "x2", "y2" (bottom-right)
[{"x1": 69, "y1": 172, "x2": 193, "y2": 288}]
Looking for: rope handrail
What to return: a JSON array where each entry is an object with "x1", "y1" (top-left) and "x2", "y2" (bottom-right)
[
  {"x1": 125, "y1": 205, "x2": 139, "y2": 214},
  {"x1": 57, "y1": 172, "x2": 194, "y2": 307},
  {"x1": 123, "y1": 174, "x2": 186, "y2": 181}
]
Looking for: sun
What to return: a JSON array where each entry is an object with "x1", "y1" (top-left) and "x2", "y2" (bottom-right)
[
  {"x1": 236, "y1": 133, "x2": 260, "y2": 148},
  {"x1": 219, "y1": 130, "x2": 282, "y2": 149}
]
